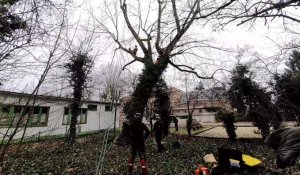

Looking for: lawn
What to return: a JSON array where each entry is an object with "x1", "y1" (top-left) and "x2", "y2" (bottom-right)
[
  {"x1": 169, "y1": 126, "x2": 214, "y2": 135},
  {"x1": 2, "y1": 131, "x2": 299, "y2": 174}
]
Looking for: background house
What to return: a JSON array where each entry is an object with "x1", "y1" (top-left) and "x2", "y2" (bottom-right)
[
  {"x1": 118, "y1": 87, "x2": 232, "y2": 127},
  {"x1": 169, "y1": 87, "x2": 231, "y2": 125},
  {"x1": 0, "y1": 91, "x2": 119, "y2": 140}
]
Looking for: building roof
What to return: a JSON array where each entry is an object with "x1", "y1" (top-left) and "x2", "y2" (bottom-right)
[{"x1": 0, "y1": 90, "x2": 115, "y2": 105}]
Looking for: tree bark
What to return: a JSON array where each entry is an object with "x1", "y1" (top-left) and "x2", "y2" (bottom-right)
[
  {"x1": 68, "y1": 87, "x2": 82, "y2": 145},
  {"x1": 150, "y1": 117, "x2": 153, "y2": 132},
  {"x1": 125, "y1": 59, "x2": 169, "y2": 122},
  {"x1": 187, "y1": 114, "x2": 192, "y2": 138},
  {"x1": 113, "y1": 104, "x2": 117, "y2": 132}
]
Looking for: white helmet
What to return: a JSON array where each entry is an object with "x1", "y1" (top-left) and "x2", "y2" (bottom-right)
[{"x1": 134, "y1": 113, "x2": 142, "y2": 119}]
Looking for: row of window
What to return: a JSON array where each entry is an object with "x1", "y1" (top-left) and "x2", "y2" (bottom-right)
[
  {"x1": 0, "y1": 104, "x2": 113, "y2": 127},
  {"x1": 0, "y1": 105, "x2": 49, "y2": 127},
  {"x1": 62, "y1": 108, "x2": 87, "y2": 125}
]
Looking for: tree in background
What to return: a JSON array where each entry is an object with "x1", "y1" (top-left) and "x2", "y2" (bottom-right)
[
  {"x1": 0, "y1": 0, "x2": 68, "y2": 166},
  {"x1": 145, "y1": 97, "x2": 156, "y2": 132},
  {"x1": 153, "y1": 78, "x2": 171, "y2": 136},
  {"x1": 216, "y1": 109, "x2": 237, "y2": 142},
  {"x1": 227, "y1": 65, "x2": 252, "y2": 114},
  {"x1": 98, "y1": 63, "x2": 125, "y2": 132},
  {"x1": 0, "y1": 0, "x2": 28, "y2": 85},
  {"x1": 182, "y1": 76, "x2": 204, "y2": 137},
  {"x1": 0, "y1": 0, "x2": 26, "y2": 39},
  {"x1": 227, "y1": 64, "x2": 281, "y2": 139},
  {"x1": 274, "y1": 50, "x2": 300, "y2": 125},
  {"x1": 0, "y1": 0, "x2": 67, "y2": 86},
  {"x1": 65, "y1": 52, "x2": 93, "y2": 145}
]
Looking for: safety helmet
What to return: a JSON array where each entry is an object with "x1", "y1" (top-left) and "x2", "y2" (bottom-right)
[{"x1": 134, "y1": 113, "x2": 142, "y2": 119}]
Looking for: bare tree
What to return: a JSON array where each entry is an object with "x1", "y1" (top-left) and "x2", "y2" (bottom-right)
[
  {"x1": 0, "y1": 0, "x2": 69, "y2": 86},
  {"x1": 98, "y1": 63, "x2": 125, "y2": 131},
  {"x1": 182, "y1": 74, "x2": 204, "y2": 137},
  {"x1": 215, "y1": 0, "x2": 300, "y2": 27},
  {"x1": 0, "y1": 0, "x2": 69, "y2": 168},
  {"x1": 94, "y1": 0, "x2": 233, "y2": 123}
]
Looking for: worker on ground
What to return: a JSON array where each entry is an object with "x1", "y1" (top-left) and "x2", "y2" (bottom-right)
[
  {"x1": 127, "y1": 113, "x2": 150, "y2": 175},
  {"x1": 152, "y1": 117, "x2": 164, "y2": 153}
]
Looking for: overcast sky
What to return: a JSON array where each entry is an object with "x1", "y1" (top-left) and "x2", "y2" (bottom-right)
[{"x1": 1, "y1": 0, "x2": 299, "y2": 95}]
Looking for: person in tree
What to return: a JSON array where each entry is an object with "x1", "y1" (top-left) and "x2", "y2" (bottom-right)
[
  {"x1": 127, "y1": 113, "x2": 150, "y2": 175},
  {"x1": 152, "y1": 117, "x2": 164, "y2": 153}
]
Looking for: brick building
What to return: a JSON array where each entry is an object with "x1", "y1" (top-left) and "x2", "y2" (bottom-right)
[{"x1": 118, "y1": 86, "x2": 232, "y2": 127}]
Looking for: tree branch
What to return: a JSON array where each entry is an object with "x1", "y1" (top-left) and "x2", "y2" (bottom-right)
[
  {"x1": 114, "y1": 40, "x2": 145, "y2": 62},
  {"x1": 168, "y1": 60, "x2": 213, "y2": 79},
  {"x1": 89, "y1": 9, "x2": 144, "y2": 63},
  {"x1": 225, "y1": 0, "x2": 300, "y2": 25},
  {"x1": 155, "y1": 0, "x2": 163, "y2": 53},
  {"x1": 121, "y1": 60, "x2": 136, "y2": 71},
  {"x1": 120, "y1": 0, "x2": 148, "y2": 54},
  {"x1": 237, "y1": 14, "x2": 300, "y2": 26},
  {"x1": 196, "y1": 0, "x2": 236, "y2": 19},
  {"x1": 166, "y1": 0, "x2": 199, "y2": 55},
  {"x1": 248, "y1": 0, "x2": 299, "y2": 18},
  {"x1": 171, "y1": 0, "x2": 181, "y2": 33}
]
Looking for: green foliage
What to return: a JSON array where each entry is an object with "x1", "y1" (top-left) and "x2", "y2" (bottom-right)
[
  {"x1": 227, "y1": 64, "x2": 281, "y2": 139},
  {"x1": 3, "y1": 134, "x2": 297, "y2": 174},
  {"x1": 246, "y1": 111, "x2": 270, "y2": 139},
  {"x1": 273, "y1": 50, "x2": 300, "y2": 124},
  {"x1": 234, "y1": 113, "x2": 252, "y2": 122},
  {"x1": 0, "y1": 0, "x2": 26, "y2": 41},
  {"x1": 227, "y1": 65, "x2": 254, "y2": 114},
  {"x1": 65, "y1": 53, "x2": 93, "y2": 89},
  {"x1": 153, "y1": 78, "x2": 171, "y2": 135},
  {"x1": 122, "y1": 99, "x2": 131, "y2": 116},
  {"x1": 125, "y1": 61, "x2": 168, "y2": 121},
  {"x1": 64, "y1": 53, "x2": 93, "y2": 145},
  {"x1": 215, "y1": 109, "x2": 237, "y2": 141},
  {"x1": 0, "y1": 0, "x2": 26, "y2": 85}
]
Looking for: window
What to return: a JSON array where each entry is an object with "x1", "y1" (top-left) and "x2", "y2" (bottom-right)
[
  {"x1": 105, "y1": 105, "x2": 112, "y2": 111},
  {"x1": 62, "y1": 108, "x2": 70, "y2": 125},
  {"x1": 179, "y1": 116, "x2": 188, "y2": 119},
  {"x1": 39, "y1": 107, "x2": 48, "y2": 125},
  {"x1": 206, "y1": 108, "x2": 217, "y2": 112},
  {"x1": 80, "y1": 108, "x2": 87, "y2": 124},
  {"x1": 87, "y1": 104, "x2": 97, "y2": 111},
  {"x1": 29, "y1": 106, "x2": 49, "y2": 127},
  {"x1": 63, "y1": 108, "x2": 87, "y2": 125},
  {"x1": 0, "y1": 105, "x2": 12, "y2": 127},
  {"x1": 0, "y1": 105, "x2": 49, "y2": 127}
]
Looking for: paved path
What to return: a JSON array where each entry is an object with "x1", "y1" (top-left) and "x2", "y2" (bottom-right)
[
  {"x1": 194, "y1": 122, "x2": 298, "y2": 139},
  {"x1": 195, "y1": 126, "x2": 262, "y2": 138}
]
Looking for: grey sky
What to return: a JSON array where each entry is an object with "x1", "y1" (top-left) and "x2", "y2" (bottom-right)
[{"x1": 1, "y1": 0, "x2": 299, "y2": 94}]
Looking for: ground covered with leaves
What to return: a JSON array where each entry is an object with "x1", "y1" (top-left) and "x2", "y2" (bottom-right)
[{"x1": 2, "y1": 132, "x2": 300, "y2": 175}]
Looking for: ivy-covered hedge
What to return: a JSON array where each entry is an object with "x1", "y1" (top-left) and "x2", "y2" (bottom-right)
[{"x1": 215, "y1": 109, "x2": 237, "y2": 142}]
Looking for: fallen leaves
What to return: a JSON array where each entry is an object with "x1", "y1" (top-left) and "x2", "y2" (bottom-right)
[{"x1": 1, "y1": 133, "x2": 299, "y2": 174}]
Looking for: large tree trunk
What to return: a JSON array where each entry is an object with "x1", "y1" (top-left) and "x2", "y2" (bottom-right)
[
  {"x1": 150, "y1": 117, "x2": 153, "y2": 132},
  {"x1": 68, "y1": 88, "x2": 82, "y2": 145},
  {"x1": 126, "y1": 60, "x2": 169, "y2": 121},
  {"x1": 187, "y1": 115, "x2": 192, "y2": 138}
]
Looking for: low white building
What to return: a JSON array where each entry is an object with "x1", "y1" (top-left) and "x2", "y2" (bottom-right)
[{"x1": 0, "y1": 91, "x2": 119, "y2": 140}]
